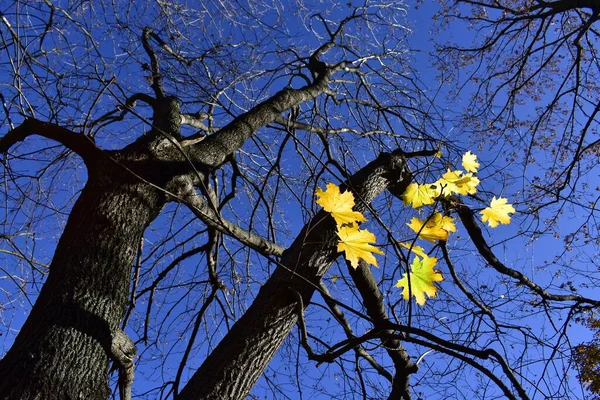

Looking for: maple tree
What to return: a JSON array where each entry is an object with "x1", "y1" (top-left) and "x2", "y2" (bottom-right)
[
  {"x1": 573, "y1": 312, "x2": 600, "y2": 399},
  {"x1": 319, "y1": 150, "x2": 512, "y2": 307},
  {"x1": 0, "y1": 0, "x2": 599, "y2": 399}
]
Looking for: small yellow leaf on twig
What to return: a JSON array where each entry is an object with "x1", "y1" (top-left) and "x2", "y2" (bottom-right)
[
  {"x1": 435, "y1": 170, "x2": 479, "y2": 196},
  {"x1": 480, "y1": 197, "x2": 515, "y2": 228},
  {"x1": 395, "y1": 255, "x2": 444, "y2": 306},
  {"x1": 462, "y1": 151, "x2": 480, "y2": 173},
  {"x1": 399, "y1": 242, "x2": 427, "y2": 258},
  {"x1": 407, "y1": 213, "x2": 456, "y2": 243},
  {"x1": 403, "y1": 183, "x2": 437, "y2": 209}
]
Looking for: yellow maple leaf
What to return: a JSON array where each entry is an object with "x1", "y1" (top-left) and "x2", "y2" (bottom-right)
[
  {"x1": 435, "y1": 170, "x2": 479, "y2": 196},
  {"x1": 395, "y1": 254, "x2": 444, "y2": 306},
  {"x1": 480, "y1": 196, "x2": 515, "y2": 228},
  {"x1": 316, "y1": 183, "x2": 366, "y2": 226},
  {"x1": 460, "y1": 174, "x2": 480, "y2": 195},
  {"x1": 403, "y1": 183, "x2": 436, "y2": 208},
  {"x1": 399, "y1": 242, "x2": 427, "y2": 258},
  {"x1": 337, "y1": 225, "x2": 384, "y2": 268},
  {"x1": 462, "y1": 151, "x2": 480, "y2": 173},
  {"x1": 444, "y1": 170, "x2": 479, "y2": 195},
  {"x1": 407, "y1": 213, "x2": 456, "y2": 243},
  {"x1": 436, "y1": 213, "x2": 457, "y2": 233}
]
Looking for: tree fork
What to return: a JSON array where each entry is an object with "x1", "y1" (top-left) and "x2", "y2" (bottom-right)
[{"x1": 0, "y1": 64, "x2": 343, "y2": 398}]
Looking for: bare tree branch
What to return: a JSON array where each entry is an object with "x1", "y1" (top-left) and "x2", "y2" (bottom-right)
[{"x1": 1, "y1": 118, "x2": 99, "y2": 161}]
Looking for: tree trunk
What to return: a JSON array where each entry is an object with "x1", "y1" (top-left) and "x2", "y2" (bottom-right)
[
  {"x1": 0, "y1": 100, "x2": 193, "y2": 400},
  {"x1": 0, "y1": 167, "x2": 165, "y2": 399},
  {"x1": 177, "y1": 150, "x2": 410, "y2": 400},
  {"x1": 0, "y1": 95, "x2": 192, "y2": 400}
]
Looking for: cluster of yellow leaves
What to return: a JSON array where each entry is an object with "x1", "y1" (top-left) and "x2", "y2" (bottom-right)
[
  {"x1": 435, "y1": 170, "x2": 480, "y2": 196},
  {"x1": 403, "y1": 151, "x2": 515, "y2": 228},
  {"x1": 316, "y1": 183, "x2": 383, "y2": 268},
  {"x1": 315, "y1": 152, "x2": 516, "y2": 307},
  {"x1": 404, "y1": 155, "x2": 476, "y2": 208},
  {"x1": 403, "y1": 151, "x2": 481, "y2": 205},
  {"x1": 395, "y1": 254, "x2": 444, "y2": 306},
  {"x1": 407, "y1": 213, "x2": 456, "y2": 242},
  {"x1": 399, "y1": 151, "x2": 516, "y2": 305}
]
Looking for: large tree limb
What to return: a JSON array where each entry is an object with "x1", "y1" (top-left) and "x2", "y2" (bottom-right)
[
  {"x1": 455, "y1": 200, "x2": 600, "y2": 306},
  {"x1": 192, "y1": 64, "x2": 345, "y2": 168},
  {"x1": 179, "y1": 187, "x2": 285, "y2": 257},
  {"x1": 0, "y1": 118, "x2": 100, "y2": 162},
  {"x1": 347, "y1": 260, "x2": 417, "y2": 400},
  {"x1": 176, "y1": 148, "x2": 411, "y2": 400}
]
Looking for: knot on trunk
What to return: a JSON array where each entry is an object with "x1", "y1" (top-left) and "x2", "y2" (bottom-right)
[{"x1": 110, "y1": 329, "x2": 137, "y2": 400}]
